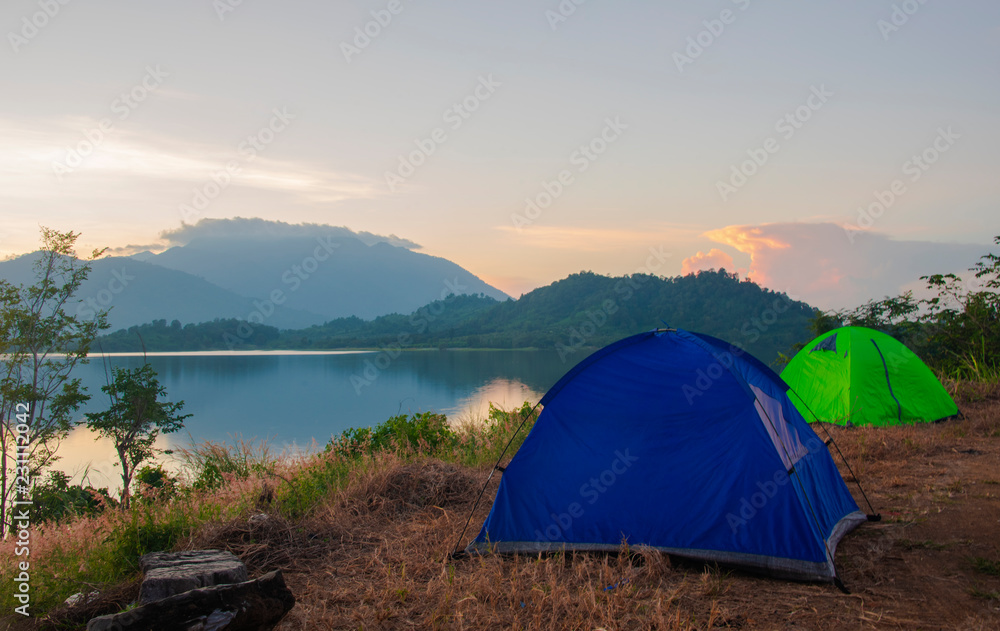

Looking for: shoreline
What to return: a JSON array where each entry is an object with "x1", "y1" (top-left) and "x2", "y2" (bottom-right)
[{"x1": 93, "y1": 347, "x2": 561, "y2": 356}]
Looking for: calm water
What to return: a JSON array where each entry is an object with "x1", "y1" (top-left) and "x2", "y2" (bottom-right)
[{"x1": 57, "y1": 350, "x2": 570, "y2": 489}]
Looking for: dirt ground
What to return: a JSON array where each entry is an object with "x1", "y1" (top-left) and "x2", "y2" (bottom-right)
[
  {"x1": 275, "y1": 392, "x2": 1000, "y2": 630},
  {"x1": 812, "y1": 394, "x2": 1000, "y2": 630}
]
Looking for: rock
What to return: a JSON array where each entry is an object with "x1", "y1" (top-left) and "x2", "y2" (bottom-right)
[
  {"x1": 138, "y1": 550, "x2": 248, "y2": 605},
  {"x1": 86, "y1": 569, "x2": 294, "y2": 631},
  {"x1": 65, "y1": 591, "x2": 99, "y2": 607}
]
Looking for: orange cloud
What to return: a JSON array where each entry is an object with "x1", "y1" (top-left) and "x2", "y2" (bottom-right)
[
  {"x1": 700, "y1": 222, "x2": 983, "y2": 310},
  {"x1": 681, "y1": 248, "x2": 735, "y2": 275},
  {"x1": 702, "y1": 224, "x2": 792, "y2": 285},
  {"x1": 703, "y1": 225, "x2": 791, "y2": 254}
]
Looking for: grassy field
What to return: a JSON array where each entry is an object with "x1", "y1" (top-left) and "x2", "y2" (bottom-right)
[{"x1": 2, "y1": 387, "x2": 1000, "y2": 630}]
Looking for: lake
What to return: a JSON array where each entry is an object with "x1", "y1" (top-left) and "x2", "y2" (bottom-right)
[{"x1": 56, "y1": 349, "x2": 572, "y2": 489}]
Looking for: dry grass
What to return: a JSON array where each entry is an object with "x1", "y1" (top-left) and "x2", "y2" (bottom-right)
[{"x1": 6, "y1": 389, "x2": 1000, "y2": 630}]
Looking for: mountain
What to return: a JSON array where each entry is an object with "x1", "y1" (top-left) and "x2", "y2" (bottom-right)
[
  {"x1": 149, "y1": 218, "x2": 509, "y2": 320},
  {"x1": 1, "y1": 219, "x2": 509, "y2": 329},
  {"x1": 0, "y1": 253, "x2": 323, "y2": 330},
  {"x1": 96, "y1": 269, "x2": 818, "y2": 365}
]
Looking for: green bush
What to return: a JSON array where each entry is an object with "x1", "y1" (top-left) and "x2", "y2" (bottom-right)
[
  {"x1": 29, "y1": 470, "x2": 117, "y2": 526},
  {"x1": 100, "y1": 512, "x2": 182, "y2": 574},
  {"x1": 329, "y1": 411, "x2": 457, "y2": 457},
  {"x1": 455, "y1": 401, "x2": 538, "y2": 467},
  {"x1": 274, "y1": 455, "x2": 356, "y2": 520},
  {"x1": 135, "y1": 464, "x2": 180, "y2": 503}
]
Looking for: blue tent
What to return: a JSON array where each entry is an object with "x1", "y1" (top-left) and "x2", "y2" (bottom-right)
[{"x1": 468, "y1": 329, "x2": 866, "y2": 582}]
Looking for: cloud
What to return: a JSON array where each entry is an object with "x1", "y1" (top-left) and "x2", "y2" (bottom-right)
[
  {"x1": 703, "y1": 223, "x2": 988, "y2": 310},
  {"x1": 0, "y1": 116, "x2": 381, "y2": 204},
  {"x1": 160, "y1": 217, "x2": 422, "y2": 250},
  {"x1": 681, "y1": 248, "x2": 736, "y2": 275}
]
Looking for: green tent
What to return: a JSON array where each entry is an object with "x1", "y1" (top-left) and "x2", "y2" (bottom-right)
[{"x1": 781, "y1": 326, "x2": 959, "y2": 427}]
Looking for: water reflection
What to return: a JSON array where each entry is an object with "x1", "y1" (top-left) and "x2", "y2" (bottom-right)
[
  {"x1": 442, "y1": 378, "x2": 542, "y2": 425},
  {"x1": 53, "y1": 426, "x2": 174, "y2": 491},
  {"x1": 53, "y1": 349, "x2": 568, "y2": 492}
]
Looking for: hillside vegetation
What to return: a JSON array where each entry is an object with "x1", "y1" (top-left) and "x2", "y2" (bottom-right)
[{"x1": 97, "y1": 270, "x2": 815, "y2": 365}]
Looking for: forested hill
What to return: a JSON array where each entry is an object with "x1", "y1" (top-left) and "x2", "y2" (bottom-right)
[{"x1": 96, "y1": 270, "x2": 816, "y2": 365}]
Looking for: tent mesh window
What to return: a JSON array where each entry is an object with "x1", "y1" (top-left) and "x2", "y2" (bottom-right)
[{"x1": 811, "y1": 335, "x2": 837, "y2": 353}]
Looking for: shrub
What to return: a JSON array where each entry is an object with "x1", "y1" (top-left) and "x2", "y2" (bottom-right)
[
  {"x1": 330, "y1": 411, "x2": 457, "y2": 457},
  {"x1": 178, "y1": 436, "x2": 279, "y2": 490},
  {"x1": 29, "y1": 470, "x2": 117, "y2": 526},
  {"x1": 454, "y1": 401, "x2": 539, "y2": 467},
  {"x1": 135, "y1": 464, "x2": 180, "y2": 503}
]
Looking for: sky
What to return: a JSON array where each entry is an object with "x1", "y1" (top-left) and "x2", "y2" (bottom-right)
[{"x1": 1, "y1": 0, "x2": 998, "y2": 310}]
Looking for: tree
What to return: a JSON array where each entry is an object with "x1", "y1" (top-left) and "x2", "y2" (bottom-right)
[
  {"x1": 832, "y1": 236, "x2": 1000, "y2": 377},
  {"x1": 85, "y1": 363, "x2": 190, "y2": 508},
  {"x1": 916, "y1": 236, "x2": 1000, "y2": 374},
  {"x1": 0, "y1": 228, "x2": 109, "y2": 533}
]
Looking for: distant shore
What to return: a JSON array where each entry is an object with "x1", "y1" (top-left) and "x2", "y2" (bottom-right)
[{"x1": 95, "y1": 347, "x2": 554, "y2": 356}]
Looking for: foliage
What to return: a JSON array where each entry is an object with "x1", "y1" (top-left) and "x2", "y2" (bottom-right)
[
  {"x1": 452, "y1": 401, "x2": 538, "y2": 467},
  {"x1": 178, "y1": 436, "x2": 280, "y2": 491},
  {"x1": 0, "y1": 402, "x2": 534, "y2": 617},
  {"x1": 331, "y1": 411, "x2": 457, "y2": 457},
  {"x1": 970, "y1": 555, "x2": 1000, "y2": 577},
  {"x1": 94, "y1": 271, "x2": 814, "y2": 364},
  {"x1": 272, "y1": 452, "x2": 356, "y2": 520},
  {"x1": 30, "y1": 470, "x2": 117, "y2": 525},
  {"x1": 823, "y1": 236, "x2": 1000, "y2": 379},
  {"x1": 134, "y1": 464, "x2": 180, "y2": 503},
  {"x1": 97, "y1": 317, "x2": 281, "y2": 352},
  {"x1": 0, "y1": 227, "x2": 109, "y2": 532},
  {"x1": 85, "y1": 363, "x2": 190, "y2": 508},
  {"x1": 0, "y1": 484, "x2": 233, "y2": 615},
  {"x1": 97, "y1": 504, "x2": 186, "y2": 574}
]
